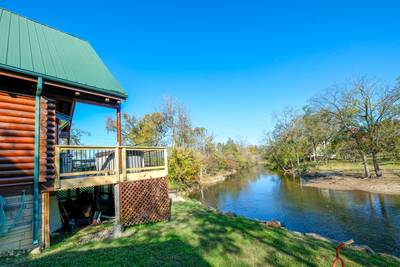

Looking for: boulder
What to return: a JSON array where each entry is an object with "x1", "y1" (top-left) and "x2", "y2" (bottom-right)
[
  {"x1": 292, "y1": 231, "x2": 303, "y2": 236},
  {"x1": 263, "y1": 220, "x2": 282, "y2": 228}
]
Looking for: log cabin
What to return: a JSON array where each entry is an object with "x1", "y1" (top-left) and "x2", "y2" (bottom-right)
[{"x1": 0, "y1": 8, "x2": 169, "y2": 252}]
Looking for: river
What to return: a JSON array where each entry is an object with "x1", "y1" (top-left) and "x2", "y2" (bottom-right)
[{"x1": 192, "y1": 168, "x2": 400, "y2": 256}]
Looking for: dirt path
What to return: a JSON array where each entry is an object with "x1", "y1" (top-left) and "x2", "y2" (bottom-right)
[{"x1": 303, "y1": 170, "x2": 400, "y2": 195}]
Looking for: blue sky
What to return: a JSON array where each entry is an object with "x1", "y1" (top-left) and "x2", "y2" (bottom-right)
[{"x1": 3, "y1": 1, "x2": 400, "y2": 144}]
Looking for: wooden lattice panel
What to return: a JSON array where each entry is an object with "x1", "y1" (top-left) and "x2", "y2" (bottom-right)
[{"x1": 119, "y1": 177, "x2": 170, "y2": 226}]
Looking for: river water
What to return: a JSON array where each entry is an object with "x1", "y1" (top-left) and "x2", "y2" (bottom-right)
[{"x1": 192, "y1": 169, "x2": 400, "y2": 256}]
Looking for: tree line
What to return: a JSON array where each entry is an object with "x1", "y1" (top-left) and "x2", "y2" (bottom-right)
[
  {"x1": 264, "y1": 77, "x2": 400, "y2": 178},
  {"x1": 106, "y1": 97, "x2": 258, "y2": 187}
]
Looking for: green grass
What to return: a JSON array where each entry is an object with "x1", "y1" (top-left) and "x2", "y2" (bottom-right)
[
  {"x1": 310, "y1": 159, "x2": 400, "y2": 173},
  {"x1": 2, "y1": 200, "x2": 398, "y2": 267}
]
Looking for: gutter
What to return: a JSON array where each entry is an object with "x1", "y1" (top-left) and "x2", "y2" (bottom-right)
[{"x1": 33, "y1": 77, "x2": 43, "y2": 245}]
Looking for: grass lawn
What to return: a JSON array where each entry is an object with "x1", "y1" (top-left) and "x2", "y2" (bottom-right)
[
  {"x1": 310, "y1": 159, "x2": 400, "y2": 174},
  {"x1": 2, "y1": 200, "x2": 398, "y2": 267}
]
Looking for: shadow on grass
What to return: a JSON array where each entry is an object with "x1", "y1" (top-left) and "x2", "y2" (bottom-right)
[
  {"x1": 5, "y1": 201, "x2": 398, "y2": 267},
  {"x1": 175, "y1": 202, "x2": 398, "y2": 266},
  {"x1": 182, "y1": 202, "x2": 321, "y2": 266},
  {"x1": 18, "y1": 237, "x2": 210, "y2": 267}
]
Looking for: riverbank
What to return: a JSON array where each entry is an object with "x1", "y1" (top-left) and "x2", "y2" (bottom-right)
[
  {"x1": 303, "y1": 171, "x2": 400, "y2": 195},
  {"x1": 199, "y1": 170, "x2": 237, "y2": 185},
  {"x1": 2, "y1": 200, "x2": 398, "y2": 266},
  {"x1": 168, "y1": 169, "x2": 239, "y2": 193},
  {"x1": 303, "y1": 161, "x2": 400, "y2": 195}
]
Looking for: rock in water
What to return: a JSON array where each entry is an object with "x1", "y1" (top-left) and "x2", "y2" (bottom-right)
[{"x1": 263, "y1": 220, "x2": 282, "y2": 228}]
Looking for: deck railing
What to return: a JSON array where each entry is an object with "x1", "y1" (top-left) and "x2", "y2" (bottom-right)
[{"x1": 55, "y1": 145, "x2": 168, "y2": 190}]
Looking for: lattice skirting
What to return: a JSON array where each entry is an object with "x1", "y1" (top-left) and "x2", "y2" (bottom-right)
[{"x1": 119, "y1": 177, "x2": 170, "y2": 226}]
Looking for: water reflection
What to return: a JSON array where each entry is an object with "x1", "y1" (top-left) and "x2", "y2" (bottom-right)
[{"x1": 192, "y1": 169, "x2": 400, "y2": 256}]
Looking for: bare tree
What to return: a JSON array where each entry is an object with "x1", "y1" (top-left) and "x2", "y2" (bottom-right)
[
  {"x1": 350, "y1": 78, "x2": 400, "y2": 176},
  {"x1": 312, "y1": 77, "x2": 400, "y2": 177},
  {"x1": 69, "y1": 127, "x2": 91, "y2": 145},
  {"x1": 312, "y1": 82, "x2": 371, "y2": 177},
  {"x1": 162, "y1": 96, "x2": 194, "y2": 148}
]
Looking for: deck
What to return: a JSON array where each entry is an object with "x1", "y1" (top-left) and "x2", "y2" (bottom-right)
[{"x1": 54, "y1": 145, "x2": 168, "y2": 190}]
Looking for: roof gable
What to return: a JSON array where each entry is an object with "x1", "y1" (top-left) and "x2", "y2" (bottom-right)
[{"x1": 0, "y1": 8, "x2": 126, "y2": 98}]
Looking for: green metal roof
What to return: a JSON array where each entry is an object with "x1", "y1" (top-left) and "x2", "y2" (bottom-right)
[{"x1": 0, "y1": 8, "x2": 127, "y2": 98}]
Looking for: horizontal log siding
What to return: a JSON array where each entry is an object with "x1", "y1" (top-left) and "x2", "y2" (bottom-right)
[
  {"x1": 0, "y1": 91, "x2": 55, "y2": 188},
  {"x1": 0, "y1": 91, "x2": 35, "y2": 188}
]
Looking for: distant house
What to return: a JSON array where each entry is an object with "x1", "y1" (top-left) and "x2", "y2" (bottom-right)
[{"x1": 0, "y1": 8, "x2": 169, "y2": 252}]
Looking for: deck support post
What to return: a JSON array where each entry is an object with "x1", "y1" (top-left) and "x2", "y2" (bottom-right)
[
  {"x1": 41, "y1": 191, "x2": 50, "y2": 248},
  {"x1": 114, "y1": 183, "x2": 120, "y2": 224},
  {"x1": 33, "y1": 77, "x2": 43, "y2": 245}
]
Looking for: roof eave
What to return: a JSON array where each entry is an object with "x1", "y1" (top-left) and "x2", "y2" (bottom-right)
[{"x1": 0, "y1": 63, "x2": 127, "y2": 100}]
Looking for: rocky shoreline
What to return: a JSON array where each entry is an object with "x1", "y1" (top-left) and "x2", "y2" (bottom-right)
[
  {"x1": 212, "y1": 205, "x2": 400, "y2": 262},
  {"x1": 171, "y1": 195, "x2": 400, "y2": 262}
]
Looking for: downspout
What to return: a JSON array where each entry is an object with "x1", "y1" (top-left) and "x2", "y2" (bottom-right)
[{"x1": 33, "y1": 77, "x2": 43, "y2": 245}]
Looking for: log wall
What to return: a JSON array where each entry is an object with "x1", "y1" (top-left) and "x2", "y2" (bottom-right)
[
  {"x1": 0, "y1": 90, "x2": 56, "y2": 193},
  {"x1": 0, "y1": 91, "x2": 35, "y2": 188}
]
